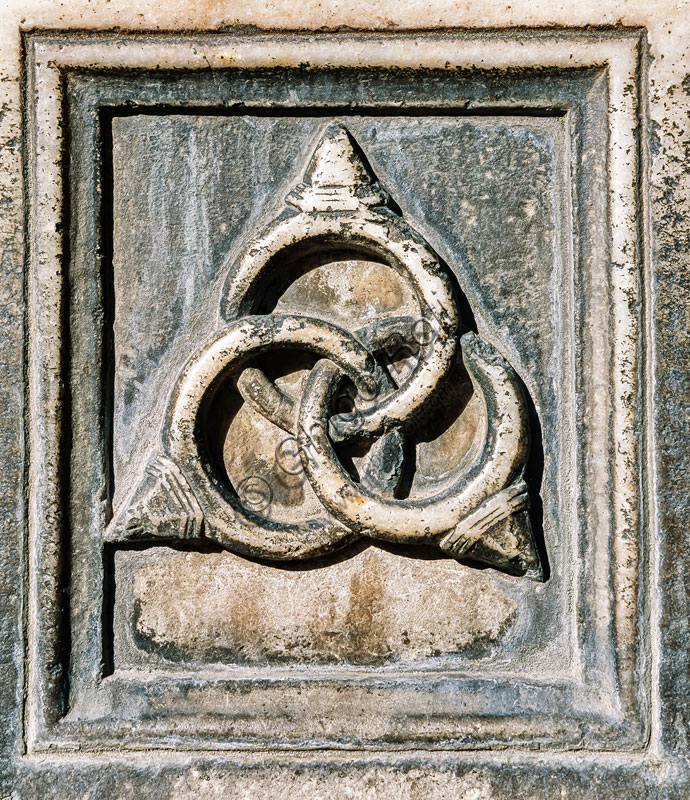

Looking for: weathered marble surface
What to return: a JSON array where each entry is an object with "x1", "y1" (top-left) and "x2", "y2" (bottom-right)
[
  {"x1": 115, "y1": 546, "x2": 519, "y2": 666},
  {"x1": 2, "y1": 2, "x2": 690, "y2": 798}
]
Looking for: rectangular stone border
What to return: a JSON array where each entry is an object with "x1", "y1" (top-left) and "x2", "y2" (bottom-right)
[{"x1": 23, "y1": 28, "x2": 651, "y2": 755}]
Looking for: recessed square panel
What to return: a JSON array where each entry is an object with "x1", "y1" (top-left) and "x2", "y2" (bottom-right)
[{"x1": 108, "y1": 111, "x2": 566, "y2": 674}]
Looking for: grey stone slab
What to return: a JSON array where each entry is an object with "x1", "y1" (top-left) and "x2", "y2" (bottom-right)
[
  {"x1": 36, "y1": 42, "x2": 635, "y2": 752},
  {"x1": 0, "y1": 18, "x2": 687, "y2": 798}
]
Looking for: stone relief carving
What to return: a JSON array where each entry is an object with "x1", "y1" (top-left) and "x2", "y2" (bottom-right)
[
  {"x1": 17, "y1": 27, "x2": 656, "y2": 783},
  {"x1": 107, "y1": 123, "x2": 542, "y2": 580}
]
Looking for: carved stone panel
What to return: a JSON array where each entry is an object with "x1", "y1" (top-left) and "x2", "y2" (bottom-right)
[
  {"x1": 109, "y1": 119, "x2": 543, "y2": 669},
  {"x1": 102, "y1": 109, "x2": 566, "y2": 683},
  {"x1": 21, "y1": 31, "x2": 645, "y2": 754},
  {"x1": 7, "y1": 17, "x2": 684, "y2": 797}
]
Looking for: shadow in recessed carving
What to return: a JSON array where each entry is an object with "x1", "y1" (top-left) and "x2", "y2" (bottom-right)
[{"x1": 524, "y1": 399, "x2": 549, "y2": 581}]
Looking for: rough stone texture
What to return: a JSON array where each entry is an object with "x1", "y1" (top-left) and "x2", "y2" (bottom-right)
[
  {"x1": 1, "y1": 1, "x2": 690, "y2": 798},
  {"x1": 114, "y1": 546, "x2": 518, "y2": 666}
]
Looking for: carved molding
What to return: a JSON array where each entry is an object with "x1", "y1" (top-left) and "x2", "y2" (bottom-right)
[{"x1": 23, "y1": 29, "x2": 647, "y2": 754}]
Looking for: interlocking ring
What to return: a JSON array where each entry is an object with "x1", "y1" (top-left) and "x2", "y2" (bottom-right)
[{"x1": 108, "y1": 123, "x2": 542, "y2": 578}]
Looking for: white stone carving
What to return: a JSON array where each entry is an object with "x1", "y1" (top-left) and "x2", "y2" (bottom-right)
[{"x1": 108, "y1": 123, "x2": 541, "y2": 578}]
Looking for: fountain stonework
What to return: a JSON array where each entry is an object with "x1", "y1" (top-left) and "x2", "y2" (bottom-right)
[{"x1": 2, "y1": 3, "x2": 690, "y2": 798}]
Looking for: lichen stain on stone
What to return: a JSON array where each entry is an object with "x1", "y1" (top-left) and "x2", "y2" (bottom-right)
[
  {"x1": 126, "y1": 546, "x2": 517, "y2": 666},
  {"x1": 334, "y1": 568, "x2": 390, "y2": 663}
]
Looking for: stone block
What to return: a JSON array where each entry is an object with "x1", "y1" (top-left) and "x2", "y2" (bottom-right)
[{"x1": 1, "y1": 7, "x2": 688, "y2": 797}]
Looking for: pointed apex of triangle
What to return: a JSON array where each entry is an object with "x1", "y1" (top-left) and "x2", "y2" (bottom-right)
[
  {"x1": 304, "y1": 124, "x2": 374, "y2": 191},
  {"x1": 287, "y1": 124, "x2": 389, "y2": 212}
]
